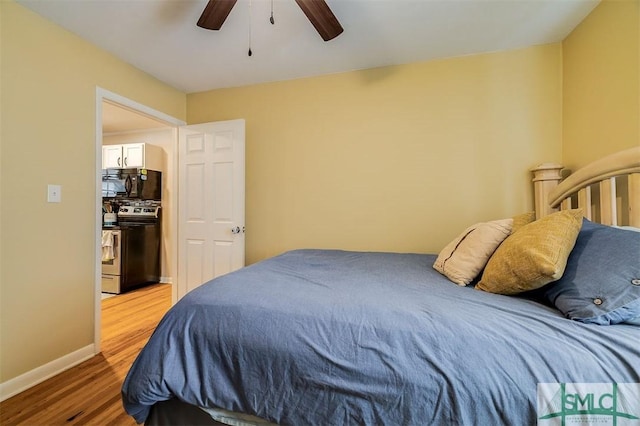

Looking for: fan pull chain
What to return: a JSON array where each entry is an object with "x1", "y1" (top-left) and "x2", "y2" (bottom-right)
[
  {"x1": 248, "y1": 0, "x2": 253, "y2": 56},
  {"x1": 270, "y1": 0, "x2": 275, "y2": 24}
]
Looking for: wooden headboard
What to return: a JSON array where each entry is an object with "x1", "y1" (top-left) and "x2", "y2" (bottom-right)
[{"x1": 531, "y1": 147, "x2": 640, "y2": 227}]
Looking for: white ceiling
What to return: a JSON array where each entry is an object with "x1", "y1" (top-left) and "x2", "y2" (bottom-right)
[
  {"x1": 19, "y1": 0, "x2": 598, "y2": 95},
  {"x1": 102, "y1": 101, "x2": 173, "y2": 134}
]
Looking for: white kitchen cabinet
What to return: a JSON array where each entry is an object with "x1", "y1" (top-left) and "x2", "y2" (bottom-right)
[
  {"x1": 103, "y1": 145, "x2": 124, "y2": 168},
  {"x1": 102, "y1": 143, "x2": 162, "y2": 170},
  {"x1": 122, "y1": 144, "x2": 144, "y2": 168}
]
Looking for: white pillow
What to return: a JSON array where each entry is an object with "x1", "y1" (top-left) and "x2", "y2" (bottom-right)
[{"x1": 433, "y1": 219, "x2": 513, "y2": 286}]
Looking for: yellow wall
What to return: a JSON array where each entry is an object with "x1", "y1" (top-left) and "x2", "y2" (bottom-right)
[
  {"x1": 189, "y1": 44, "x2": 563, "y2": 264},
  {"x1": 0, "y1": 1, "x2": 186, "y2": 382},
  {"x1": 562, "y1": 0, "x2": 639, "y2": 170}
]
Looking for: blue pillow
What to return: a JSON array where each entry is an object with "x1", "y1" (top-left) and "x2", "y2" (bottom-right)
[
  {"x1": 541, "y1": 219, "x2": 640, "y2": 325},
  {"x1": 625, "y1": 316, "x2": 640, "y2": 326}
]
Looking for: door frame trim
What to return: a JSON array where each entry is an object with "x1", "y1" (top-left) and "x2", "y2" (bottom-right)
[{"x1": 94, "y1": 87, "x2": 185, "y2": 352}]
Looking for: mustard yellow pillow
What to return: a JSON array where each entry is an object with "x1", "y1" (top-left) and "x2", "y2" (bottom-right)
[
  {"x1": 433, "y1": 219, "x2": 513, "y2": 286},
  {"x1": 476, "y1": 209, "x2": 583, "y2": 295},
  {"x1": 511, "y1": 211, "x2": 536, "y2": 234}
]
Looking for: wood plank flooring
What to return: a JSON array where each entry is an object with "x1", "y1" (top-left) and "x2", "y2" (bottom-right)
[{"x1": 0, "y1": 283, "x2": 172, "y2": 425}]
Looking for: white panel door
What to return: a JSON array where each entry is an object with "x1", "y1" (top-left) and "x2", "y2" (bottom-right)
[{"x1": 177, "y1": 119, "x2": 245, "y2": 299}]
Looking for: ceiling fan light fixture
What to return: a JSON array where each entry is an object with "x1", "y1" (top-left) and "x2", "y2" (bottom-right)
[{"x1": 197, "y1": 0, "x2": 343, "y2": 41}]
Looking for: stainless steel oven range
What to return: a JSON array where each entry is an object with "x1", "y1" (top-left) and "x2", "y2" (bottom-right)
[{"x1": 101, "y1": 204, "x2": 161, "y2": 294}]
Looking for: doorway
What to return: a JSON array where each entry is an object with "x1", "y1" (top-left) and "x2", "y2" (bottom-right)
[{"x1": 95, "y1": 88, "x2": 185, "y2": 352}]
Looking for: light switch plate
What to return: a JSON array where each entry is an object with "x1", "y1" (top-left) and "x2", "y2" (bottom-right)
[{"x1": 47, "y1": 184, "x2": 62, "y2": 203}]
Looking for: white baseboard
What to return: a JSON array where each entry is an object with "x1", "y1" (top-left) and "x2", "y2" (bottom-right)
[
  {"x1": 0, "y1": 344, "x2": 96, "y2": 402},
  {"x1": 160, "y1": 276, "x2": 172, "y2": 284}
]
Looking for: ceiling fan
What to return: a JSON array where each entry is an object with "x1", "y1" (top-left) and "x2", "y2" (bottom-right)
[{"x1": 197, "y1": 0, "x2": 344, "y2": 41}]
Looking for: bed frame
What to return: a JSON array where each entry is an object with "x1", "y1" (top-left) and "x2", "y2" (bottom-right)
[
  {"x1": 144, "y1": 147, "x2": 640, "y2": 426},
  {"x1": 532, "y1": 146, "x2": 640, "y2": 227}
]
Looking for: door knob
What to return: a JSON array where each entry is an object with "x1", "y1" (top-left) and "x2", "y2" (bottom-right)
[{"x1": 231, "y1": 226, "x2": 241, "y2": 234}]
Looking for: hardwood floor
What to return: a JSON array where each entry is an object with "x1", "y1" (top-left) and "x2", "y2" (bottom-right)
[{"x1": 0, "y1": 283, "x2": 172, "y2": 425}]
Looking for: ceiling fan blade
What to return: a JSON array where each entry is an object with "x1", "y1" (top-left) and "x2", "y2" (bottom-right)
[
  {"x1": 294, "y1": 0, "x2": 344, "y2": 41},
  {"x1": 197, "y1": 0, "x2": 238, "y2": 30}
]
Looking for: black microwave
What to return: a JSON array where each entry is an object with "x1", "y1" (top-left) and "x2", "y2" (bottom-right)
[{"x1": 102, "y1": 168, "x2": 162, "y2": 200}]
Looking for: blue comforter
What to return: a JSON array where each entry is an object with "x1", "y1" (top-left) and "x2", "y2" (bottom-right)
[{"x1": 122, "y1": 250, "x2": 640, "y2": 425}]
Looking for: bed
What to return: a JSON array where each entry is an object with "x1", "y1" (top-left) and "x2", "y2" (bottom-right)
[{"x1": 122, "y1": 147, "x2": 640, "y2": 425}]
